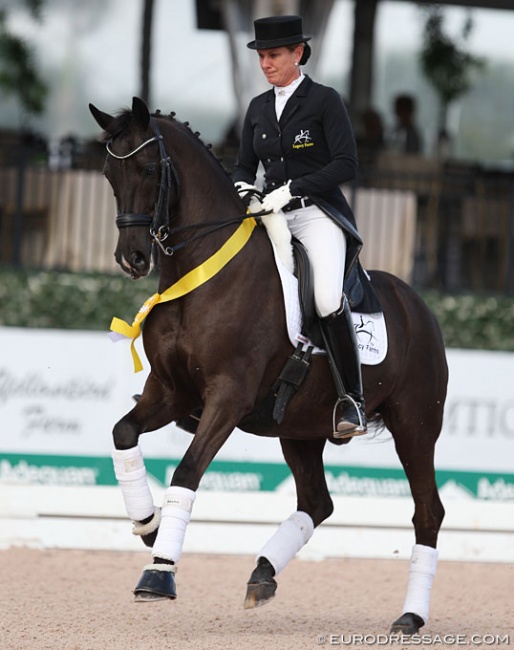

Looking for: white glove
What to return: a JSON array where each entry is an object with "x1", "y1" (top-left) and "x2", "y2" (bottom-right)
[
  {"x1": 234, "y1": 181, "x2": 258, "y2": 202},
  {"x1": 261, "y1": 181, "x2": 295, "y2": 213},
  {"x1": 234, "y1": 181, "x2": 263, "y2": 213}
]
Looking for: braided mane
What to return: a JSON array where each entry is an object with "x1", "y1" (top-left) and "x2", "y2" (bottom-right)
[{"x1": 99, "y1": 107, "x2": 232, "y2": 178}]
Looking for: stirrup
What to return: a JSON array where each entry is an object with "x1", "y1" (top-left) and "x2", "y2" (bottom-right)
[{"x1": 332, "y1": 396, "x2": 367, "y2": 440}]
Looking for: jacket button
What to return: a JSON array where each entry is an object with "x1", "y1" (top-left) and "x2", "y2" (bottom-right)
[{"x1": 262, "y1": 133, "x2": 267, "y2": 139}]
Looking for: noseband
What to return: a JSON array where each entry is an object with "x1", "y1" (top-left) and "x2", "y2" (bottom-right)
[{"x1": 106, "y1": 117, "x2": 179, "y2": 253}]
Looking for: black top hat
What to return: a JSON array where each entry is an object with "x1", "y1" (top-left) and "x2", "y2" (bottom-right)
[{"x1": 247, "y1": 15, "x2": 311, "y2": 50}]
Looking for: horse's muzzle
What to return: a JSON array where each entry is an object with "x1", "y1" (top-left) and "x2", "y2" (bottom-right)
[{"x1": 115, "y1": 249, "x2": 151, "y2": 279}]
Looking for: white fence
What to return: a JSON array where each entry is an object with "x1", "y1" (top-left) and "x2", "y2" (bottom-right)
[
  {"x1": 0, "y1": 168, "x2": 118, "y2": 272},
  {"x1": 2, "y1": 484, "x2": 514, "y2": 563},
  {"x1": 1, "y1": 167, "x2": 416, "y2": 280}
]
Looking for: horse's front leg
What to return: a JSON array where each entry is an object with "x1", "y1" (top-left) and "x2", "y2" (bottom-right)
[
  {"x1": 133, "y1": 388, "x2": 248, "y2": 602},
  {"x1": 245, "y1": 437, "x2": 333, "y2": 609},
  {"x1": 111, "y1": 373, "x2": 192, "y2": 551}
]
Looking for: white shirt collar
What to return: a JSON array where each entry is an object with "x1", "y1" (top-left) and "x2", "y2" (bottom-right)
[
  {"x1": 274, "y1": 73, "x2": 305, "y2": 98},
  {"x1": 274, "y1": 73, "x2": 304, "y2": 120}
]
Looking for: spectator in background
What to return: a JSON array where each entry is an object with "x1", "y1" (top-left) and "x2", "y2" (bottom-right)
[
  {"x1": 389, "y1": 94, "x2": 423, "y2": 154},
  {"x1": 356, "y1": 106, "x2": 385, "y2": 173}
]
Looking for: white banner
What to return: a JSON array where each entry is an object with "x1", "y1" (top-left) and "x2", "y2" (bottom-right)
[{"x1": 1, "y1": 327, "x2": 514, "y2": 500}]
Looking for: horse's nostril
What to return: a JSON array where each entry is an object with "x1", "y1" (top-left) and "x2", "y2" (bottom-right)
[{"x1": 131, "y1": 252, "x2": 147, "y2": 269}]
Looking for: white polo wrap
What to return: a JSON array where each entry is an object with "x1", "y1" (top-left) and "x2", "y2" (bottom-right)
[
  {"x1": 257, "y1": 511, "x2": 314, "y2": 575},
  {"x1": 402, "y1": 543, "x2": 439, "y2": 624},
  {"x1": 151, "y1": 486, "x2": 196, "y2": 564},
  {"x1": 112, "y1": 445, "x2": 155, "y2": 522}
]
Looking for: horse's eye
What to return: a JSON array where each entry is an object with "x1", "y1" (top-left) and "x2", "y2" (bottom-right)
[{"x1": 145, "y1": 164, "x2": 157, "y2": 176}]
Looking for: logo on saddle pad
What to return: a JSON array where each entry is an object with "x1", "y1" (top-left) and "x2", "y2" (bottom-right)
[{"x1": 354, "y1": 314, "x2": 381, "y2": 361}]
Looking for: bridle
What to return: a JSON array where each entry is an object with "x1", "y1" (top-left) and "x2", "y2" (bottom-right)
[
  {"x1": 106, "y1": 117, "x2": 179, "y2": 255},
  {"x1": 106, "y1": 116, "x2": 265, "y2": 257}
]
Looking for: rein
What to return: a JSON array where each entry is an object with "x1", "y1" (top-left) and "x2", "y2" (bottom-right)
[{"x1": 151, "y1": 216, "x2": 259, "y2": 255}]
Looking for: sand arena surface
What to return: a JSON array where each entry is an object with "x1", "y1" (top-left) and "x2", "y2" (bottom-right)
[{"x1": 1, "y1": 548, "x2": 512, "y2": 650}]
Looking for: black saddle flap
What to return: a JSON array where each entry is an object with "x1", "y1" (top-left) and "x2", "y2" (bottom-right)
[
  {"x1": 292, "y1": 238, "x2": 319, "y2": 343},
  {"x1": 346, "y1": 263, "x2": 382, "y2": 313}
]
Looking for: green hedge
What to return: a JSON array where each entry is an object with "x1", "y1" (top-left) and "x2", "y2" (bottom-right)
[
  {"x1": 1, "y1": 268, "x2": 514, "y2": 350},
  {"x1": 0, "y1": 269, "x2": 156, "y2": 331},
  {"x1": 421, "y1": 292, "x2": 514, "y2": 351}
]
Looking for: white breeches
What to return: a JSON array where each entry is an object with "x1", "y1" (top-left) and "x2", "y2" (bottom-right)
[{"x1": 284, "y1": 204, "x2": 347, "y2": 318}]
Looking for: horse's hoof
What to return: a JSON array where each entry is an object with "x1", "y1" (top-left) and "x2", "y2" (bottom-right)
[
  {"x1": 390, "y1": 612, "x2": 424, "y2": 635},
  {"x1": 244, "y1": 579, "x2": 277, "y2": 609},
  {"x1": 134, "y1": 591, "x2": 171, "y2": 602},
  {"x1": 133, "y1": 564, "x2": 177, "y2": 602}
]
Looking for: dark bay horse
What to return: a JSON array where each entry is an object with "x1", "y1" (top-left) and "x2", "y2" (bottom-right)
[{"x1": 90, "y1": 97, "x2": 448, "y2": 635}]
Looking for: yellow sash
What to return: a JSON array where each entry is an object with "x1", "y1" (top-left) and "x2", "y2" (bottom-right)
[{"x1": 111, "y1": 217, "x2": 257, "y2": 372}]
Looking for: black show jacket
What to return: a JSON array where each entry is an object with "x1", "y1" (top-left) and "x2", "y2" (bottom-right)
[
  {"x1": 233, "y1": 75, "x2": 359, "y2": 230},
  {"x1": 233, "y1": 76, "x2": 382, "y2": 312}
]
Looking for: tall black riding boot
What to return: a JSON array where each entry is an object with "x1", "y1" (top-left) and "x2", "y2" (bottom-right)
[{"x1": 320, "y1": 295, "x2": 367, "y2": 439}]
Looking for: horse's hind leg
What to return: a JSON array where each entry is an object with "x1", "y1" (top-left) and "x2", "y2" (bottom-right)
[
  {"x1": 245, "y1": 438, "x2": 333, "y2": 609},
  {"x1": 387, "y1": 413, "x2": 445, "y2": 635}
]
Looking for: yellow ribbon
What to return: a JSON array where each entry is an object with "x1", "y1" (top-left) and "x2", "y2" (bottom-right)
[{"x1": 111, "y1": 217, "x2": 257, "y2": 372}]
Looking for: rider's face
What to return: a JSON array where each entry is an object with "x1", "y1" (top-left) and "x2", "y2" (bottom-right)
[{"x1": 257, "y1": 45, "x2": 303, "y2": 87}]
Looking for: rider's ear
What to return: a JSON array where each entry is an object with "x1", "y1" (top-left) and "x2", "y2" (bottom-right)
[
  {"x1": 89, "y1": 103, "x2": 114, "y2": 131},
  {"x1": 132, "y1": 97, "x2": 150, "y2": 130}
]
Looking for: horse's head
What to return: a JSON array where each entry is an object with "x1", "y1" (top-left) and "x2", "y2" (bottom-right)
[{"x1": 89, "y1": 97, "x2": 177, "y2": 279}]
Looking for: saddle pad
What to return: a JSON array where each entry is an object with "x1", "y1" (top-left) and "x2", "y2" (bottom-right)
[{"x1": 271, "y1": 242, "x2": 388, "y2": 366}]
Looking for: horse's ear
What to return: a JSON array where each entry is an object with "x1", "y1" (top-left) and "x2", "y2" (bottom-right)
[
  {"x1": 132, "y1": 97, "x2": 150, "y2": 130},
  {"x1": 89, "y1": 103, "x2": 114, "y2": 131}
]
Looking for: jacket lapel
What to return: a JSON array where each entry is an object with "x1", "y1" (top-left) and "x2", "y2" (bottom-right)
[
  {"x1": 279, "y1": 76, "x2": 311, "y2": 126},
  {"x1": 262, "y1": 90, "x2": 279, "y2": 129}
]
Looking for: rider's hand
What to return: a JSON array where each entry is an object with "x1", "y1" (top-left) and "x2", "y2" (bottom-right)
[
  {"x1": 234, "y1": 181, "x2": 263, "y2": 213},
  {"x1": 234, "y1": 181, "x2": 258, "y2": 207},
  {"x1": 261, "y1": 181, "x2": 294, "y2": 213}
]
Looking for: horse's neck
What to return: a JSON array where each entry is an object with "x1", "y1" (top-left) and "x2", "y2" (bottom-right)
[
  {"x1": 159, "y1": 125, "x2": 271, "y2": 288},
  {"x1": 157, "y1": 199, "x2": 270, "y2": 294},
  {"x1": 156, "y1": 171, "x2": 249, "y2": 288}
]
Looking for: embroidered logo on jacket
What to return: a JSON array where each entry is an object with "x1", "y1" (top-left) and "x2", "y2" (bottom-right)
[{"x1": 292, "y1": 129, "x2": 314, "y2": 149}]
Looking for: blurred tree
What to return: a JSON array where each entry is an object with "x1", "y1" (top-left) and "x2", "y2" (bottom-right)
[
  {"x1": 419, "y1": 5, "x2": 485, "y2": 143},
  {"x1": 0, "y1": 0, "x2": 48, "y2": 118}
]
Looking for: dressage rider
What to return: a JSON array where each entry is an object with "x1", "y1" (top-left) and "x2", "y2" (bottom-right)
[{"x1": 233, "y1": 15, "x2": 367, "y2": 438}]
